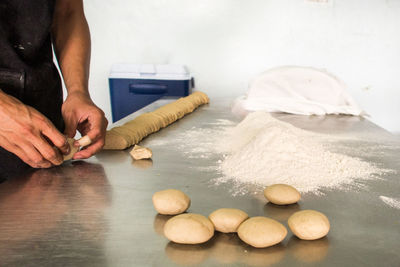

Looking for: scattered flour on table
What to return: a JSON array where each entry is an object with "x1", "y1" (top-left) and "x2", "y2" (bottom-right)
[
  {"x1": 146, "y1": 119, "x2": 234, "y2": 159},
  {"x1": 379, "y1": 196, "x2": 400, "y2": 210},
  {"x1": 144, "y1": 112, "x2": 392, "y2": 195}
]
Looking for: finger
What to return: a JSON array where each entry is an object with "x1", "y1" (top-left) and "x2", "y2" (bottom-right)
[
  {"x1": 0, "y1": 137, "x2": 40, "y2": 168},
  {"x1": 32, "y1": 136, "x2": 64, "y2": 166},
  {"x1": 78, "y1": 135, "x2": 92, "y2": 147},
  {"x1": 12, "y1": 147, "x2": 44, "y2": 168},
  {"x1": 73, "y1": 139, "x2": 104, "y2": 159},
  {"x1": 85, "y1": 114, "x2": 107, "y2": 142},
  {"x1": 16, "y1": 141, "x2": 53, "y2": 168},
  {"x1": 43, "y1": 135, "x2": 70, "y2": 156},
  {"x1": 39, "y1": 118, "x2": 69, "y2": 155},
  {"x1": 64, "y1": 119, "x2": 78, "y2": 139},
  {"x1": 85, "y1": 126, "x2": 102, "y2": 144},
  {"x1": 77, "y1": 121, "x2": 91, "y2": 136}
]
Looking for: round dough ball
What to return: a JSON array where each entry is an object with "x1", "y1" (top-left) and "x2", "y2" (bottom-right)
[
  {"x1": 164, "y1": 213, "x2": 214, "y2": 244},
  {"x1": 288, "y1": 210, "x2": 330, "y2": 240},
  {"x1": 237, "y1": 217, "x2": 287, "y2": 248},
  {"x1": 209, "y1": 208, "x2": 249, "y2": 233},
  {"x1": 152, "y1": 189, "x2": 190, "y2": 215},
  {"x1": 264, "y1": 184, "x2": 301, "y2": 205}
]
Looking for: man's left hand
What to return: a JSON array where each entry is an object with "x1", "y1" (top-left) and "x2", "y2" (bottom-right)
[{"x1": 62, "y1": 91, "x2": 108, "y2": 159}]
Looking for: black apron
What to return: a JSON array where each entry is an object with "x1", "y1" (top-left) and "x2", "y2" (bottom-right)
[{"x1": 0, "y1": 0, "x2": 64, "y2": 180}]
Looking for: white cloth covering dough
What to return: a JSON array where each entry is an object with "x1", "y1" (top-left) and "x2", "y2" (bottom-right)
[{"x1": 232, "y1": 66, "x2": 364, "y2": 117}]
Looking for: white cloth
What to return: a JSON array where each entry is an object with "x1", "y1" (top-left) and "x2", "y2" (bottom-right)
[{"x1": 232, "y1": 66, "x2": 364, "y2": 117}]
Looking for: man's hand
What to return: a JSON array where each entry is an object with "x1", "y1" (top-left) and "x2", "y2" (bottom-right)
[
  {"x1": 0, "y1": 90, "x2": 69, "y2": 168},
  {"x1": 62, "y1": 91, "x2": 107, "y2": 159},
  {"x1": 52, "y1": 0, "x2": 106, "y2": 159}
]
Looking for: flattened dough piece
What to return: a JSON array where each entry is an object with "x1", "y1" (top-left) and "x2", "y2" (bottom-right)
[
  {"x1": 164, "y1": 213, "x2": 214, "y2": 244},
  {"x1": 237, "y1": 217, "x2": 287, "y2": 248},
  {"x1": 130, "y1": 145, "x2": 152, "y2": 160},
  {"x1": 152, "y1": 189, "x2": 191, "y2": 215},
  {"x1": 209, "y1": 208, "x2": 249, "y2": 233},
  {"x1": 288, "y1": 210, "x2": 330, "y2": 240},
  {"x1": 63, "y1": 138, "x2": 79, "y2": 161}
]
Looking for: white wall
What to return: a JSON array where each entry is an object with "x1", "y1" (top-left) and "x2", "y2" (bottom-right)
[{"x1": 84, "y1": 0, "x2": 400, "y2": 132}]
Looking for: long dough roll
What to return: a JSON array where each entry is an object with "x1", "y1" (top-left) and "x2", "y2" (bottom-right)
[{"x1": 103, "y1": 91, "x2": 210, "y2": 150}]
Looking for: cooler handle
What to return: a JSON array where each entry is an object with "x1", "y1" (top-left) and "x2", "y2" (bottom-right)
[{"x1": 129, "y1": 83, "x2": 167, "y2": 95}]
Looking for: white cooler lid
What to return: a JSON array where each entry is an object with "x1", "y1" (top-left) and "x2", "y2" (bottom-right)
[{"x1": 109, "y1": 64, "x2": 191, "y2": 80}]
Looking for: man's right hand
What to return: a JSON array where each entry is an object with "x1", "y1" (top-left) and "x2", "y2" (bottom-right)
[{"x1": 0, "y1": 90, "x2": 70, "y2": 168}]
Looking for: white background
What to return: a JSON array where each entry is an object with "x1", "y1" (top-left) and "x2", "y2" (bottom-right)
[{"x1": 82, "y1": 0, "x2": 400, "y2": 132}]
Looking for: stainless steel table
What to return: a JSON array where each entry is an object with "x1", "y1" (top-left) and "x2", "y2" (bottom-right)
[{"x1": 0, "y1": 99, "x2": 399, "y2": 267}]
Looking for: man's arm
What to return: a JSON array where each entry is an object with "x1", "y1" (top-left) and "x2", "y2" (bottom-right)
[
  {"x1": 0, "y1": 90, "x2": 69, "y2": 168},
  {"x1": 52, "y1": 0, "x2": 107, "y2": 159}
]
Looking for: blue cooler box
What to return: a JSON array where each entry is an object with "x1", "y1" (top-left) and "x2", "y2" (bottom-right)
[{"x1": 109, "y1": 64, "x2": 193, "y2": 122}]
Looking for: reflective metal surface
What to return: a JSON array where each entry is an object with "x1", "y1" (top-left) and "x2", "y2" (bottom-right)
[{"x1": 0, "y1": 99, "x2": 399, "y2": 266}]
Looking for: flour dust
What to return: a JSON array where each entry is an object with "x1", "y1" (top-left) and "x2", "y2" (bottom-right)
[
  {"x1": 145, "y1": 112, "x2": 394, "y2": 196},
  {"x1": 379, "y1": 196, "x2": 400, "y2": 210}
]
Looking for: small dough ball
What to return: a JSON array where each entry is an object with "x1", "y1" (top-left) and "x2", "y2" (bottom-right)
[
  {"x1": 209, "y1": 208, "x2": 249, "y2": 233},
  {"x1": 152, "y1": 189, "x2": 190, "y2": 215},
  {"x1": 237, "y1": 217, "x2": 287, "y2": 248},
  {"x1": 63, "y1": 138, "x2": 79, "y2": 161},
  {"x1": 264, "y1": 184, "x2": 301, "y2": 205},
  {"x1": 288, "y1": 210, "x2": 330, "y2": 240},
  {"x1": 130, "y1": 145, "x2": 152, "y2": 160},
  {"x1": 164, "y1": 213, "x2": 214, "y2": 244}
]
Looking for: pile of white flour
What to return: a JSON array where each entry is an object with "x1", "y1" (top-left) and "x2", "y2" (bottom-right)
[
  {"x1": 144, "y1": 111, "x2": 392, "y2": 195},
  {"x1": 215, "y1": 112, "x2": 385, "y2": 194}
]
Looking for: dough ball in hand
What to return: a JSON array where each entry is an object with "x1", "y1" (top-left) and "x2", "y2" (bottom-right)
[
  {"x1": 130, "y1": 145, "x2": 152, "y2": 160},
  {"x1": 63, "y1": 138, "x2": 79, "y2": 161},
  {"x1": 264, "y1": 184, "x2": 301, "y2": 205},
  {"x1": 288, "y1": 210, "x2": 330, "y2": 240},
  {"x1": 164, "y1": 213, "x2": 214, "y2": 244},
  {"x1": 237, "y1": 217, "x2": 287, "y2": 248},
  {"x1": 152, "y1": 189, "x2": 191, "y2": 215},
  {"x1": 209, "y1": 208, "x2": 249, "y2": 233}
]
